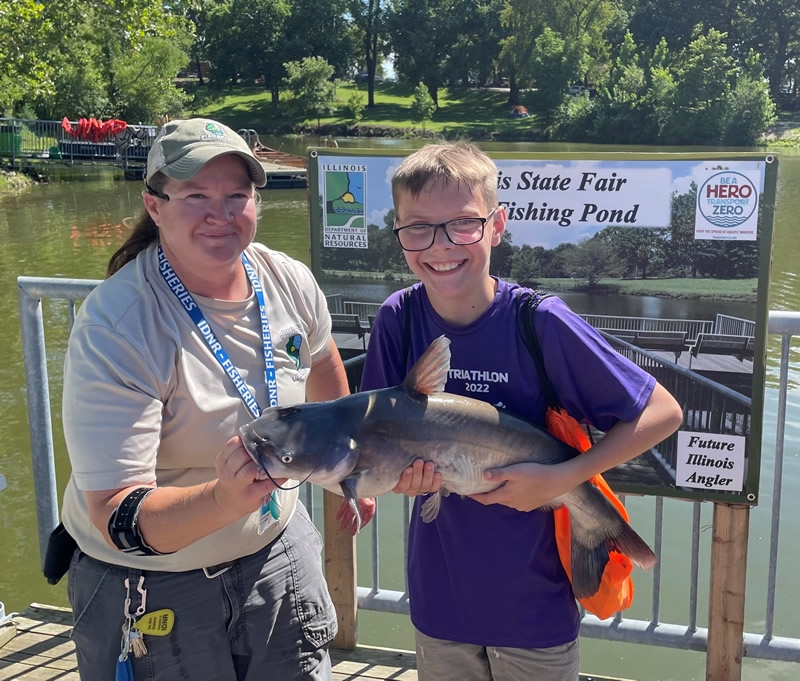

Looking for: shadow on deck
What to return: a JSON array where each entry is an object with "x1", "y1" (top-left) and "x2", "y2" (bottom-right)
[{"x1": 0, "y1": 604, "x2": 634, "y2": 681}]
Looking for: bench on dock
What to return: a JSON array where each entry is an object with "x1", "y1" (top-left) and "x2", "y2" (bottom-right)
[
  {"x1": 598, "y1": 328, "x2": 638, "y2": 343},
  {"x1": 598, "y1": 329, "x2": 690, "y2": 362},
  {"x1": 631, "y1": 330, "x2": 691, "y2": 362},
  {"x1": 330, "y1": 313, "x2": 369, "y2": 348},
  {"x1": 688, "y1": 333, "x2": 755, "y2": 369}
]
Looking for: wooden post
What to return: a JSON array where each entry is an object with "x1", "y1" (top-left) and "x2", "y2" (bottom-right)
[
  {"x1": 322, "y1": 489, "x2": 358, "y2": 649},
  {"x1": 706, "y1": 503, "x2": 749, "y2": 681}
]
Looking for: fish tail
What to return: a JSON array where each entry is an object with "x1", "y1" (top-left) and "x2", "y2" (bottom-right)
[
  {"x1": 609, "y1": 521, "x2": 658, "y2": 570},
  {"x1": 569, "y1": 539, "x2": 610, "y2": 599},
  {"x1": 569, "y1": 521, "x2": 657, "y2": 599}
]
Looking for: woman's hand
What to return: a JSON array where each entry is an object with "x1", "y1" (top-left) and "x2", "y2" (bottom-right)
[
  {"x1": 213, "y1": 436, "x2": 286, "y2": 520},
  {"x1": 393, "y1": 459, "x2": 442, "y2": 496}
]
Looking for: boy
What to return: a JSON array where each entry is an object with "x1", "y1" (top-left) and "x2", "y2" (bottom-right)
[{"x1": 358, "y1": 142, "x2": 683, "y2": 681}]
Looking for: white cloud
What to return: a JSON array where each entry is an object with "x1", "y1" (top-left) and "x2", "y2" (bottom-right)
[{"x1": 369, "y1": 208, "x2": 390, "y2": 228}]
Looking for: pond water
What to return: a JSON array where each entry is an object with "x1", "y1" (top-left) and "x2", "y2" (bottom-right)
[{"x1": 1, "y1": 138, "x2": 799, "y2": 680}]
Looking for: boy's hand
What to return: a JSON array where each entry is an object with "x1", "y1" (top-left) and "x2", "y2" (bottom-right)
[
  {"x1": 335, "y1": 497, "x2": 377, "y2": 535},
  {"x1": 470, "y1": 461, "x2": 573, "y2": 512},
  {"x1": 393, "y1": 459, "x2": 442, "y2": 496}
]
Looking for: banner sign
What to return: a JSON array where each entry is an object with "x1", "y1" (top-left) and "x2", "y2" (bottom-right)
[{"x1": 308, "y1": 150, "x2": 778, "y2": 504}]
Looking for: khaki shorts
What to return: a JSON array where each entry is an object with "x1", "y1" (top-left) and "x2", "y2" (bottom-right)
[
  {"x1": 415, "y1": 628, "x2": 580, "y2": 681},
  {"x1": 68, "y1": 503, "x2": 336, "y2": 681}
]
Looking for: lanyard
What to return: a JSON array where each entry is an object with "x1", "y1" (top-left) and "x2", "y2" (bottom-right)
[{"x1": 158, "y1": 245, "x2": 278, "y2": 417}]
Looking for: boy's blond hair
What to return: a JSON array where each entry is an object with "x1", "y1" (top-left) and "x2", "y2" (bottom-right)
[{"x1": 391, "y1": 142, "x2": 498, "y2": 218}]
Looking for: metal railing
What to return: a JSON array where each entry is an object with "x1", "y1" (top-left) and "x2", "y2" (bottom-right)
[
  {"x1": 715, "y1": 313, "x2": 757, "y2": 337},
  {"x1": 580, "y1": 313, "x2": 714, "y2": 339},
  {"x1": 0, "y1": 118, "x2": 157, "y2": 166},
  {"x1": 16, "y1": 275, "x2": 800, "y2": 672}
]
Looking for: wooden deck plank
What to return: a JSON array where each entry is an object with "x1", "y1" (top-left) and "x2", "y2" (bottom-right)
[{"x1": 0, "y1": 604, "x2": 635, "y2": 681}]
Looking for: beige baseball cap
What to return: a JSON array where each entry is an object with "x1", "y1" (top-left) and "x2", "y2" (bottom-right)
[{"x1": 146, "y1": 118, "x2": 267, "y2": 187}]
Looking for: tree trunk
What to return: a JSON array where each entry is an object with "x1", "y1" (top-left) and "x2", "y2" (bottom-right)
[
  {"x1": 509, "y1": 77, "x2": 520, "y2": 106},
  {"x1": 271, "y1": 84, "x2": 280, "y2": 115},
  {"x1": 195, "y1": 54, "x2": 205, "y2": 86}
]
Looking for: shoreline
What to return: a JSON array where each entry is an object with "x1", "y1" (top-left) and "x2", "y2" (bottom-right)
[
  {"x1": 323, "y1": 271, "x2": 757, "y2": 304},
  {"x1": 0, "y1": 170, "x2": 34, "y2": 196}
]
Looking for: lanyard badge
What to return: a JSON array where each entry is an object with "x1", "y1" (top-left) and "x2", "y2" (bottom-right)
[{"x1": 159, "y1": 247, "x2": 281, "y2": 530}]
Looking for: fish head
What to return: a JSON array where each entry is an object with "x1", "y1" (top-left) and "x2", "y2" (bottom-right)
[{"x1": 238, "y1": 403, "x2": 360, "y2": 487}]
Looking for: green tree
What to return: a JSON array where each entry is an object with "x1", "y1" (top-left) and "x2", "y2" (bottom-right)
[
  {"x1": 410, "y1": 81, "x2": 436, "y2": 129},
  {"x1": 563, "y1": 235, "x2": 617, "y2": 286},
  {"x1": 529, "y1": 28, "x2": 585, "y2": 121},
  {"x1": 665, "y1": 185, "x2": 699, "y2": 277},
  {"x1": 0, "y1": 0, "x2": 55, "y2": 114},
  {"x1": 597, "y1": 226, "x2": 666, "y2": 279},
  {"x1": 33, "y1": 1, "x2": 192, "y2": 121},
  {"x1": 347, "y1": 91, "x2": 366, "y2": 124},
  {"x1": 387, "y1": 0, "x2": 450, "y2": 105},
  {"x1": 283, "y1": 57, "x2": 338, "y2": 129},
  {"x1": 590, "y1": 30, "x2": 654, "y2": 143},
  {"x1": 723, "y1": 50, "x2": 776, "y2": 145},
  {"x1": 511, "y1": 244, "x2": 541, "y2": 285},
  {"x1": 282, "y1": 0, "x2": 355, "y2": 80},
  {"x1": 349, "y1": 0, "x2": 387, "y2": 107},
  {"x1": 490, "y1": 230, "x2": 514, "y2": 278},
  {"x1": 204, "y1": 0, "x2": 291, "y2": 111},
  {"x1": 499, "y1": 0, "x2": 542, "y2": 102},
  {"x1": 664, "y1": 26, "x2": 737, "y2": 144},
  {"x1": 645, "y1": 38, "x2": 678, "y2": 138},
  {"x1": 441, "y1": 0, "x2": 504, "y2": 88}
]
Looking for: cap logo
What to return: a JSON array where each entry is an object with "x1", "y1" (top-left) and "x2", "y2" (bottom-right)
[{"x1": 201, "y1": 122, "x2": 225, "y2": 140}]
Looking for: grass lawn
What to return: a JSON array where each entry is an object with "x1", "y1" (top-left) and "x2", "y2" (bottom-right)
[
  {"x1": 189, "y1": 81, "x2": 542, "y2": 137},
  {"x1": 540, "y1": 277, "x2": 758, "y2": 301},
  {"x1": 318, "y1": 268, "x2": 757, "y2": 302}
]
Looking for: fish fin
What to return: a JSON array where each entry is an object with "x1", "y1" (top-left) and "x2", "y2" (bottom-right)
[
  {"x1": 401, "y1": 335, "x2": 451, "y2": 396},
  {"x1": 340, "y1": 476, "x2": 362, "y2": 533},
  {"x1": 419, "y1": 486, "x2": 450, "y2": 523},
  {"x1": 569, "y1": 536, "x2": 611, "y2": 599},
  {"x1": 569, "y1": 521, "x2": 657, "y2": 598}
]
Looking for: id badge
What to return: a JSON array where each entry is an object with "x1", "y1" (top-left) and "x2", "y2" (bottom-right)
[{"x1": 257, "y1": 490, "x2": 282, "y2": 535}]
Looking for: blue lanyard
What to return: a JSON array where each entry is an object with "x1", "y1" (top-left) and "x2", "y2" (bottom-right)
[{"x1": 157, "y1": 246, "x2": 278, "y2": 417}]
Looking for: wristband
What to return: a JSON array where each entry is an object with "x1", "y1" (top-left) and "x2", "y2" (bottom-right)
[{"x1": 107, "y1": 487, "x2": 171, "y2": 556}]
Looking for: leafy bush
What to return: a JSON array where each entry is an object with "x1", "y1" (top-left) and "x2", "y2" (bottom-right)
[
  {"x1": 411, "y1": 82, "x2": 436, "y2": 130},
  {"x1": 551, "y1": 93, "x2": 596, "y2": 141},
  {"x1": 283, "y1": 57, "x2": 337, "y2": 129},
  {"x1": 347, "y1": 91, "x2": 366, "y2": 124}
]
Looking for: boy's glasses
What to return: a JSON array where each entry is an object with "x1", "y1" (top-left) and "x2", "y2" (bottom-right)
[{"x1": 393, "y1": 207, "x2": 498, "y2": 252}]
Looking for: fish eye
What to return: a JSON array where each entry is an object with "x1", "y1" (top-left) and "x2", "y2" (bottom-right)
[{"x1": 280, "y1": 454, "x2": 293, "y2": 464}]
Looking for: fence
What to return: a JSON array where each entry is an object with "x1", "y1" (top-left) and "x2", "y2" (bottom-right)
[
  {"x1": 0, "y1": 118, "x2": 157, "y2": 166},
  {"x1": 716, "y1": 313, "x2": 757, "y2": 337},
  {"x1": 337, "y1": 307, "x2": 755, "y2": 345},
  {"x1": 580, "y1": 313, "x2": 714, "y2": 340},
  {"x1": 16, "y1": 276, "x2": 800, "y2": 680}
]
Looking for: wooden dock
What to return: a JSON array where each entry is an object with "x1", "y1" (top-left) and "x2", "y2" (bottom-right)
[
  {"x1": 253, "y1": 143, "x2": 308, "y2": 189},
  {"x1": 1, "y1": 603, "x2": 631, "y2": 681}
]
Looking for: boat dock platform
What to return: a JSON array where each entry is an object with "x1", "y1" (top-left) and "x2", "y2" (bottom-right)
[
  {"x1": 0, "y1": 117, "x2": 309, "y2": 189},
  {"x1": 0, "y1": 604, "x2": 629, "y2": 681}
]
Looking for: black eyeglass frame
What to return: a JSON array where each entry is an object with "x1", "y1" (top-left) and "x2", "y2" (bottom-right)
[
  {"x1": 145, "y1": 182, "x2": 170, "y2": 200},
  {"x1": 392, "y1": 207, "x2": 499, "y2": 252}
]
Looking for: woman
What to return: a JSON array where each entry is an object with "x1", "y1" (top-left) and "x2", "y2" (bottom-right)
[{"x1": 60, "y1": 118, "x2": 349, "y2": 680}]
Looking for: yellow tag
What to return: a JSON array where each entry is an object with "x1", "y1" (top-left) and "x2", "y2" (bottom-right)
[{"x1": 137, "y1": 609, "x2": 175, "y2": 636}]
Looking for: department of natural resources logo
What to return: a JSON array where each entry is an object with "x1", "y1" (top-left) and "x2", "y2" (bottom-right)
[{"x1": 697, "y1": 171, "x2": 758, "y2": 228}]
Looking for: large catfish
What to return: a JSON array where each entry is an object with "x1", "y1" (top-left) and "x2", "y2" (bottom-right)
[{"x1": 239, "y1": 335, "x2": 657, "y2": 598}]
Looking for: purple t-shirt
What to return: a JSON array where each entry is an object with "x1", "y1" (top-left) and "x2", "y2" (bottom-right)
[{"x1": 360, "y1": 279, "x2": 656, "y2": 648}]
